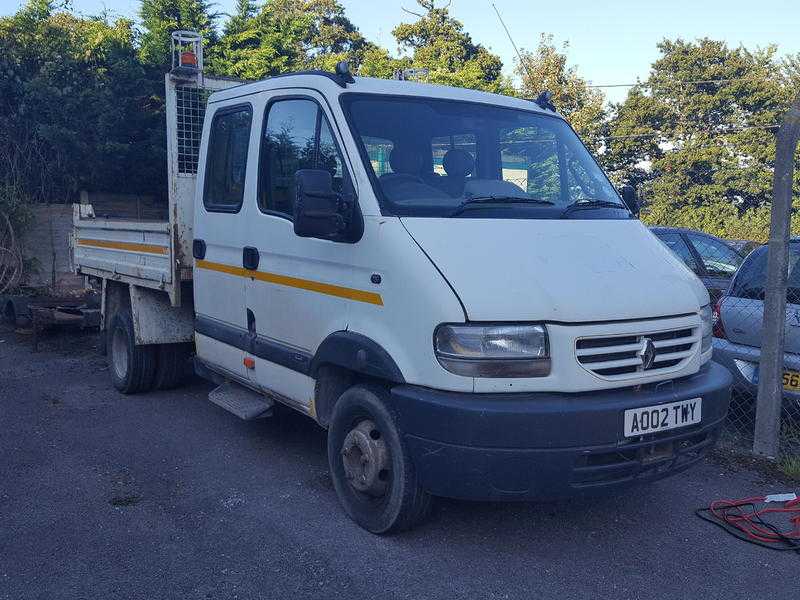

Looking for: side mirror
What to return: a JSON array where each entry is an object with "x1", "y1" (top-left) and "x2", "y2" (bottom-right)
[
  {"x1": 294, "y1": 169, "x2": 352, "y2": 240},
  {"x1": 620, "y1": 185, "x2": 640, "y2": 217}
]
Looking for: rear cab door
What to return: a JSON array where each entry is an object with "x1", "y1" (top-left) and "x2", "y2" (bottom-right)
[{"x1": 193, "y1": 100, "x2": 257, "y2": 380}]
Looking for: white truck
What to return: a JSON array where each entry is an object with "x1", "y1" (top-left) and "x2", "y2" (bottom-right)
[{"x1": 72, "y1": 33, "x2": 732, "y2": 533}]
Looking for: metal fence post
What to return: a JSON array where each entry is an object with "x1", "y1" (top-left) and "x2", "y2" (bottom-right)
[{"x1": 753, "y1": 95, "x2": 800, "y2": 458}]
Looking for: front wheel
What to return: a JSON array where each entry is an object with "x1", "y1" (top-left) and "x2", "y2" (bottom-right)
[{"x1": 327, "y1": 384, "x2": 431, "y2": 534}]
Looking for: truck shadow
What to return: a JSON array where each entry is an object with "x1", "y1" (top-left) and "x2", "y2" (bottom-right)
[{"x1": 244, "y1": 396, "x2": 669, "y2": 544}]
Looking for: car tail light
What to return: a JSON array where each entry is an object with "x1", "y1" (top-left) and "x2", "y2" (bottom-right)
[{"x1": 712, "y1": 297, "x2": 726, "y2": 339}]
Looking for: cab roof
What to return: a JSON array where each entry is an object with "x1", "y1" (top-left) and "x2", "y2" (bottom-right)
[{"x1": 207, "y1": 72, "x2": 555, "y2": 116}]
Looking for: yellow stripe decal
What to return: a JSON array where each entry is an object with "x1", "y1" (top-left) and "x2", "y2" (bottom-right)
[
  {"x1": 77, "y1": 238, "x2": 169, "y2": 255},
  {"x1": 195, "y1": 259, "x2": 384, "y2": 306}
]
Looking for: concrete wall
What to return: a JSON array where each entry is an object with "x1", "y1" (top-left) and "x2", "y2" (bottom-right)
[
  {"x1": 19, "y1": 204, "x2": 82, "y2": 291},
  {"x1": 18, "y1": 193, "x2": 169, "y2": 292}
]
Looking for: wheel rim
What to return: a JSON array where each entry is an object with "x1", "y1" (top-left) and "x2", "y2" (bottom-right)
[
  {"x1": 341, "y1": 419, "x2": 390, "y2": 497},
  {"x1": 111, "y1": 327, "x2": 129, "y2": 380}
]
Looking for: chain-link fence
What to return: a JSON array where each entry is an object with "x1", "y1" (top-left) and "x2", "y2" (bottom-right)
[
  {"x1": 656, "y1": 95, "x2": 800, "y2": 461},
  {"x1": 715, "y1": 276, "x2": 800, "y2": 457}
]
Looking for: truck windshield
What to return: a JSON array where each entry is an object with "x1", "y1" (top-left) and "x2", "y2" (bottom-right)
[{"x1": 341, "y1": 94, "x2": 627, "y2": 219}]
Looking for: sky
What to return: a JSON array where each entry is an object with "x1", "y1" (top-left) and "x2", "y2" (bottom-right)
[{"x1": 3, "y1": 0, "x2": 799, "y2": 103}]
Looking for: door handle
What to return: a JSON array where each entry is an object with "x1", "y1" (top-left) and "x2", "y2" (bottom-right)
[
  {"x1": 243, "y1": 246, "x2": 259, "y2": 270},
  {"x1": 192, "y1": 239, "x2": 206, "y2": 260}
]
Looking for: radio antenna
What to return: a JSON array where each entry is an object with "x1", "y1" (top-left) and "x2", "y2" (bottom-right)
[{"x1": 489, "y1": 2, "x2": 533, "y2": 84}]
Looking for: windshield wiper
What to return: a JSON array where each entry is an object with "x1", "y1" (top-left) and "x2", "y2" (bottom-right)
[
  {"x1": 449, "y1": 196, "x2": 555, "y2": 217},
  {"x1": 560, "y1": 199, "x2": 627, "y2": 218}
]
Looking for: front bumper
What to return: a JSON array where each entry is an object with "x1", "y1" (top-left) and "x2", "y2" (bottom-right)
[{"x1": 391, "y1": 361, "x2": 732, "y2": 501}]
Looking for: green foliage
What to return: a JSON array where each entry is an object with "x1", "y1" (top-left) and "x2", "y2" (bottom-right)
[
  {"x1": 514, "y1": 35, "x2": 606, "y2": 151},
  {"x1": 604, "y1": 38, "x2": 800, "y2": 241},
  {"x1": 779, "y1": 454, "x2": 800, "y2": 480},
  {"x1": 0, "y1": 0, "x2": 166, "y2": 217},
  {"x1": 209, "y1": 0, "x2": 367, "y2": 79},
  {"x1": 356, "y1": 44, "x2": 411, "y2": 79},
  {"x1": 391, "y1": 0, "x2": 511, "y2": 93},
  {"x1": 139, "y1": 0, "x2": 219, "y2": 67}
]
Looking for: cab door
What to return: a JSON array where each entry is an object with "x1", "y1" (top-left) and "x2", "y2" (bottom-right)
[
  {"x1": 193, "y1": 102, "x2": 256, "y2": 380},
  {"x1": 243, "y1": 91, "x2": 364, "y2": 408}
]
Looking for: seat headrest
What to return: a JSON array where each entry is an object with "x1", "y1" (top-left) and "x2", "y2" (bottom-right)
[
  {"x1": 388, "y1": 144, "x2": 424, "y2": 175},
  {"x1": 443, "y1": 149, "x2": 474, "y2": 178}
]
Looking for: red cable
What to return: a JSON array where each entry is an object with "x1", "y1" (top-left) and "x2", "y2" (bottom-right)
[{"x1": 706, "y1": 496, "x2": 800, "y2": 545}]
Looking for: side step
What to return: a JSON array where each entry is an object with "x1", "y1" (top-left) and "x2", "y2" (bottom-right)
[{"x1": 208, "y1": 381, "x2": 275, "y2": 420}]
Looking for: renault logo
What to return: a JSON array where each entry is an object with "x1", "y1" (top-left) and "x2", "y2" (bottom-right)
[{"x1": 639, "y1": 338, "x2": 656, "y2": 370}]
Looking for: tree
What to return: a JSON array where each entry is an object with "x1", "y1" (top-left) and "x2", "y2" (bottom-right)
[
  {"x1": 391, "y1": 0, "x2": 511, "y2": 93},
  {"x1": 604, "y1": 38, "x2": 794, "y2": 227},
  {"x1": 224, "y1": 0, "x2": 256, "y2": 37},
  {"x1": 514, "y1": 34, "x2": 606, "y2": 151},
  {"x1": 357, "y1": 43, "x2": 411, "y2": 79},
  {"x1": 138, "y1": 0, "x2": 219, "y2": 67},
  {"x1": 0, "y1": 0, "x2": 166, "y2": 209},
  {"x1": 209, "y1": 0, "x2": 368, "y2": 79}
]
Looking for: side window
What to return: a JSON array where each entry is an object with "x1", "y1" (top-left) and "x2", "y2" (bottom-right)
[
  {"x1": 656, "y1": 233, "x2": 701, "y2": 274},
  {"x1": 203, "y1": 106, "x2": 252, "y2": 212},
  {"x1": 687, "y1": 234, "x2": 742, "y2": 276},
  {"x1": 319, "y1": 118, "x2": 348, "y2": 195},
  {"x1": 259, "y1": 99, "x2": 317, "y2": 216},
  {"x1": 259, "y1": 98, "x2": 351, "y2": 217}
]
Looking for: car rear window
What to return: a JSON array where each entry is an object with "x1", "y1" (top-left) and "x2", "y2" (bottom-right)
[{"x1": 730, "y1": 245, "x2": 800, "y2": 303}]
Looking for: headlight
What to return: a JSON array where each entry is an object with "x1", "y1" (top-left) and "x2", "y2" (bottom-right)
[
  {"x1": 700, "y1": 304, "x2": 712, "y2": 352},
  {"x1": 434, "y1": 323, "x2": 550, "y2": 378}
]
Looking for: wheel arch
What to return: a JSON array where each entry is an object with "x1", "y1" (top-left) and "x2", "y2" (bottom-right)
[{"x1": 309, "y1": 331, "x2": 405, "y2": 427}]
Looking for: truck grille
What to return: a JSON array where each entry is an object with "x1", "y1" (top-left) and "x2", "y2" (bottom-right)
[{"x1": 576, "y1": 327, "x2": 698, "y2": 379}]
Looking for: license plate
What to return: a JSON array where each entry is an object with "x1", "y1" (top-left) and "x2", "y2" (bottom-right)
[
  {"x1": 624, "y1": 398, "x2": 702, "y2": 438},
  {"x1": 753, "y1": 367, "x2": 800, "y2": 391},
  {"x1": 783, "y1": 370, "x2": 800, "y2": 391}
]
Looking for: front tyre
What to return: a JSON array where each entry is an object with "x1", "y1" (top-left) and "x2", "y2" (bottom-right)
[{"x1": 327, "y1": 384, "x2": 431, "y2": 534}]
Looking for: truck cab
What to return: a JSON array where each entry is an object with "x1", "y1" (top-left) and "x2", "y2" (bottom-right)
[{"x1": 74, "y1": 56, "x2": 732, "y2": 534}]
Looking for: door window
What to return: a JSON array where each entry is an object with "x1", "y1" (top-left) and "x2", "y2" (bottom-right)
[
  {"x1": 687, "y1": 234, "x2": 742, "y2": 276},
  {"x1": 203, "y1": 106, "x2": 253, "y2": 212},
  {"x1": 259, "y1": 98, "x2": 350, "y2": 217},
  {"x1": 656, "y1": 233, "x2": 701, "y2": 274}
]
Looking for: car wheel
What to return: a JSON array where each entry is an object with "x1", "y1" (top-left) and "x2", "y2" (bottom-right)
[{"x1": 328, "y1": 384, "x2": 431, "y2": 534}]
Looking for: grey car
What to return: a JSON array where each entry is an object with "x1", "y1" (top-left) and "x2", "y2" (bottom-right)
[{"x1": 712, "y1": 241, "x2": 800, "y2": 407}]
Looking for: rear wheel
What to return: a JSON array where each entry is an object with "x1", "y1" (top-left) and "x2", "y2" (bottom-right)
[
  {"x1": 108, "y1": 311, "x2": 157, "y2": 394},
  {"x1": 153, "y1": 343, "x2": 192, "y2": 390},
  {"x1": 328, "y1": 384, "x2": 431, "y2": 534}
]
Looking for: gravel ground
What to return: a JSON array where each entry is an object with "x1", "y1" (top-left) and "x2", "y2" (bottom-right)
[{"x1": 1, "y1": 325, "x2": 797, "y2": 600}]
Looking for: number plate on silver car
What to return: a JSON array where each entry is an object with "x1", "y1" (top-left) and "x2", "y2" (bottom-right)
[{"x1": 623, "y1": 398, "x2": 702, "y2": 438}]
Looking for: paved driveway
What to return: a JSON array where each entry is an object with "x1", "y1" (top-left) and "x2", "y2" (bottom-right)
[{"x1": 0, "y1": 328, "x2": 795, "y2": 600}]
